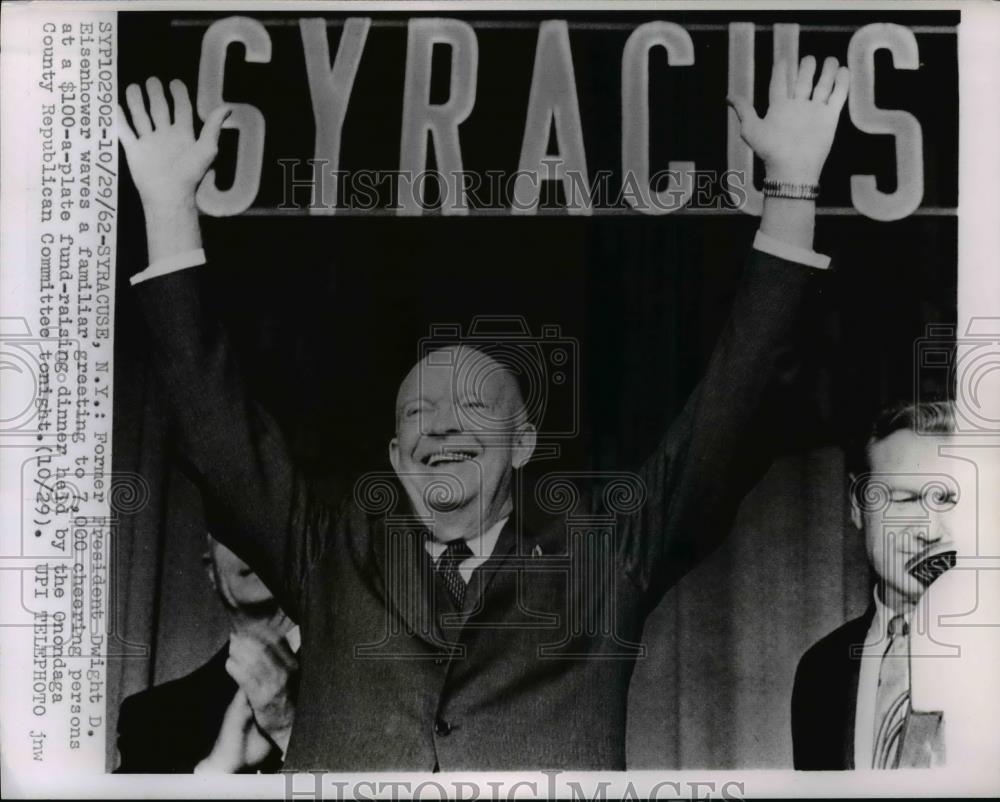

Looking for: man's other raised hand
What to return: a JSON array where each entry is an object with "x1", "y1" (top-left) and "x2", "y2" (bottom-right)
[{"x1": 728, "y1": 56, "x2": 850, "y2": 185}]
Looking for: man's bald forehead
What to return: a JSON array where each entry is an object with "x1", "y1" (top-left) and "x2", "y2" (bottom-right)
[{"x1": 395, "y1": 345, "x2": 526, "y2": 416}]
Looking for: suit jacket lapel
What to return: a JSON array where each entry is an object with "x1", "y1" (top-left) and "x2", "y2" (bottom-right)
[
  {"x1": 843, "y1": 604, "x2": 877, "y2": 769},
  {"x1": 843, "y1": 648, "x2": 860, "y2": 769},
  {"x1": 370, "y1": 515, "x2": 453, "y2": 653},
  {"x1": 462, "y1": 516, "x2": 521, "y2": 619}
]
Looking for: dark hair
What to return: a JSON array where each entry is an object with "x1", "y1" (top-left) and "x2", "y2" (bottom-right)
[{"x1": 846, "y1": 399, "x2": 956, "y2": 482}]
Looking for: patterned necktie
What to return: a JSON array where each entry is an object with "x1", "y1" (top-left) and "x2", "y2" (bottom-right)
[
  {"x1": 873, "y1": 614, "x2": 910, "y2": 768},
  {"x1": 436, "y1": 539, "x2": 473, "y2": 609}
]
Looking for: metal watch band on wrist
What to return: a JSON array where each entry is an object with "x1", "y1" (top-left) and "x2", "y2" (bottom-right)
[{"x1": 761, "y1": 178, "x2": 820, "y2": 200}]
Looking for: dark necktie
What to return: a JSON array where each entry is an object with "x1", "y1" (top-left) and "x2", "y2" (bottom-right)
[{"x1": 436, "y1": 539, "x2": 473, "y2": 609}]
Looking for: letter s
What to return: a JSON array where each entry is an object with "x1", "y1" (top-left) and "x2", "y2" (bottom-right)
[
  {"x1": 196, "y1": 16, "x2": 271, "y2": 216},
  {"x1": 848, "y1": 23, "x2": 923, "y2": 221}
]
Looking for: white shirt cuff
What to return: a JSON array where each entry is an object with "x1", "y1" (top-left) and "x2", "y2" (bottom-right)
[
  {"x1": 285, "y1": 625, "x2": 302, "y2": 653},
  {"x1": 130, "y1": 248, "x2": 207, "y2": 286},
  {"x1": 752, "y1": 231, "x2": 831, "y2": 270}
]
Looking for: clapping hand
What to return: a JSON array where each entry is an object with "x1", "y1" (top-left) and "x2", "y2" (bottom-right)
[
  {"x1": 195, "y1": 628, "x2": 298, "y2": 773},
  {"x1": 225, "y1": 628, "x2": 298, "y2": 755}
]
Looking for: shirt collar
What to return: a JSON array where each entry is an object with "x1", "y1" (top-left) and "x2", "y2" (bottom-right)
[
  {"x1": 871, "y1": 585, "x2": 911, "y2": 640},
  {"x1": 871, "y1": 587, "x2": 891, "y2": 640},
  {"x1": 425, "y1": 516, "x2": 509, "y2": 563}
]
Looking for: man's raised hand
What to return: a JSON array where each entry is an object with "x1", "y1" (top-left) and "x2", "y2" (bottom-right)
[
  {"x1": 728, "y1": 56, "x2": 850, "y2": 185},
  {"x1": 117, "y1": 78, "x2": 229, "y2": 213}
]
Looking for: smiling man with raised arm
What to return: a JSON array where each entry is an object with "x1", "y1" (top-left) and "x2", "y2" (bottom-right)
[{"x1": 118, "y1": 55, "x2": 849, "y2": 770}]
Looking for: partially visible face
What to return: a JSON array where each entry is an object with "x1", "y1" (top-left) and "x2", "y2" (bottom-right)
[
  {"x1": 207, "y1": 537, "x2": 275, "y2": 608},
  {"x1": 852, "y1": 430, "x2": 960, "y2": 611},
  {"x1": 389, "y1": 346, "x2": 536, "y2": 530}
]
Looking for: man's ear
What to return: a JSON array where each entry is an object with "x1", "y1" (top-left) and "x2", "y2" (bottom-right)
[
  {"x1": 203, "y1": 555, "x2": 218, "y2": 592},
  {"x1": 389, "y1": 437, "x2": 400, "y2": 474},
  {"x1": 848, "y1": 473, "x2": 863, "y2": 530},
  {"x1": 512, "y1": 423, "x2": 537, "y2": 470},
  {"x1": 202, "y1": 535, "x2": 217, "y2": 589}
]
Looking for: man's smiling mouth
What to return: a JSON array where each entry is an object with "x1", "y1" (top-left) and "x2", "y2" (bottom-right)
[{"x1": 423, "y1": 448, "x2": 478, "y2": 466}]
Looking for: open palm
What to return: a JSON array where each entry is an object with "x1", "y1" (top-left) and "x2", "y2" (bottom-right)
[
  {"x1": 728, "y1": 56, "x2": 850, "y2": 185},
  {"x1": 117, "y1": 78, "x2": 229, "y2": 210}
]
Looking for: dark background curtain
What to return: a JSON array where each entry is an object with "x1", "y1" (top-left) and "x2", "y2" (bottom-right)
[{"x1": 108, "y1": 10, "x2": 957, "y2": 770}]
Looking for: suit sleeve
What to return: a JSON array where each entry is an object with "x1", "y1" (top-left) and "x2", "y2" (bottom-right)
[
  {"x1": 134, "y1": 266, "x2": 335, "y2": 622},
  {"x1": 791, "y1": 650, "x2": 815, "y2": 769},
  {"x1": 114, "y1": 691, "x2": 205, "y2": 774},
  {"x1": 613, "y1": 247, "x2": 825, "y2": 607},
  {"x1": 113, "y1": 694, "x2": 143, "y2": 773}
]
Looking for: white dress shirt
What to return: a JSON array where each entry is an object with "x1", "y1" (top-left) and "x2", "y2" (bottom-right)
[
  {"x1": 423, "y1": 516, "x2": 509, "y2": 584},
  {"x1": 285, "y1": 624, "x2": 301, "y2": 653}
]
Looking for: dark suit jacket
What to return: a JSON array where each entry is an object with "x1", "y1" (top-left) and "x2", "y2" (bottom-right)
[
  {"x1": 135, "y1": 247, "x2": 823, "y2": 770},
  {"x1": 116, "y1": 644, "x2": 284, "y2": 773},
  {"x1": 791, "y1": 606, "x2": 876, "y2": 770}
]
